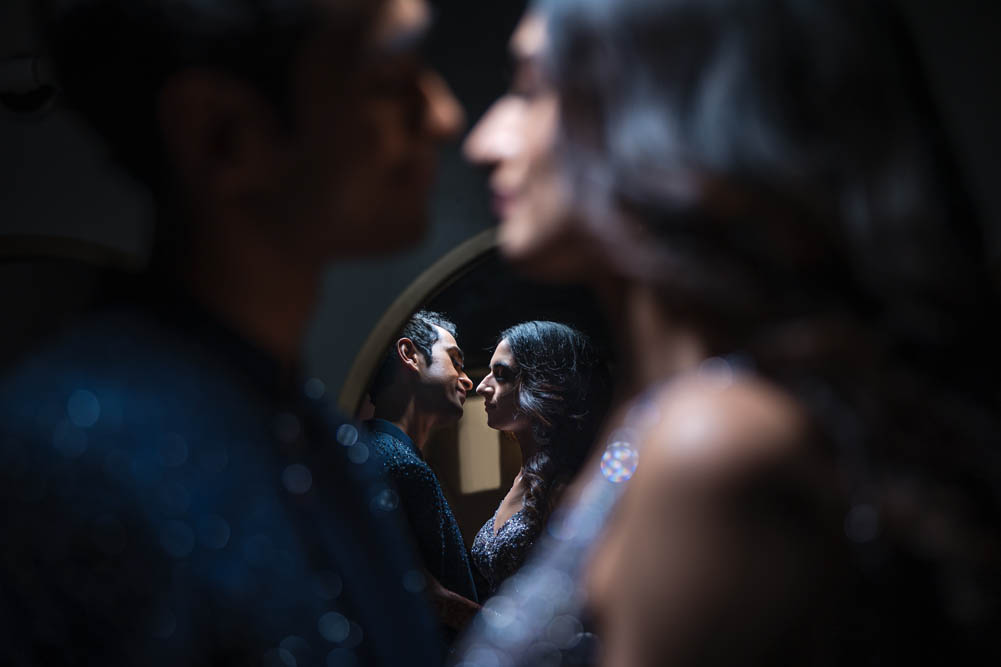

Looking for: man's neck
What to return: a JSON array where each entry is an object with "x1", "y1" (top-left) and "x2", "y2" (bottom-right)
[
  {"x1": 373, "y1": 399, "x2": 439, "y2": 453},
  {"x1": 173, "y1": 215, "x2": 324, "y2": 368}
]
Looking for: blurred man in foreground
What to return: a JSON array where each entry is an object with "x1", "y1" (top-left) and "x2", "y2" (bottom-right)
[{"x1": 0, "y1": 0, "x2": 463, "y2": 664}]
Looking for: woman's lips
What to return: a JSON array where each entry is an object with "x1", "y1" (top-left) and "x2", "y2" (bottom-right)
[{"x1": 491, "y1": 191, "x2": 516, "y2": 218}]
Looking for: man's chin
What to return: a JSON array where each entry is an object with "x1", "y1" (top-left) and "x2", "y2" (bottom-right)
[
  {"x1": 350, "y1": 211, "x2": 429, "y2": 256},
  {"x1": 448, "y1": 401, "x2": 466, "y2": 420}
]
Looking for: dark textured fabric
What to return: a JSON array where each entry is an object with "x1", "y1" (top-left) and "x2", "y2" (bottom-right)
[
  {"x1": 455, "y1": 465, "x2": 622, "y2": 667},
  {"x1": 470, "y1": 507, "x2": 539, "y2": 599},
  {"x1": 366, "y1": 419, "x2": 477, "y2": 604},
  {"x1": 0, "y1": 287, "x2": 441, "y2": 667}
]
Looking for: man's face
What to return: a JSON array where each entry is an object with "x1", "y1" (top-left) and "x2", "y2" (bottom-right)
[
  {"x1": 279, "y1": 0, "x2": 464, "y2": 262},
  {"x1": 415, "y1": 326, "x2": 473, "y2": 422}
]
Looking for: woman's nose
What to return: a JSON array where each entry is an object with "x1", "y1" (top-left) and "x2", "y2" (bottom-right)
[
  {"x1": 476, "y1": 377, "x2": 491, "y2": 396},
  {"x1": 463, "y1": 97, "x2": 519, "y2": 166}
]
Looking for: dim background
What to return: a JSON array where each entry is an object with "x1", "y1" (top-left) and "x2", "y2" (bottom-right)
[{"x1": 2, "y1": 0, "x2": 1000, "y2": 395}]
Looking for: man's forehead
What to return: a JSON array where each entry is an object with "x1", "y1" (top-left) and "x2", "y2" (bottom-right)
[
  {"x1": 432, "y1": 325, "x2": 461, "y2": 352},
  {"x1": 432, "y1": 325, "x2": 456, "y2": 343},
  {"x1": 370, "y1": 0, "x2": 432, "y2": 52},
  {"x1": 511, "y1": 13, "x2": 547, "y2": 61}
]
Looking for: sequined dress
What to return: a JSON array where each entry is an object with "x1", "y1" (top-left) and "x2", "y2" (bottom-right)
[
  {"x1": 453, "y1": 392, "x2": 658, "y2": 667},
  {"x1": 470, "y1": 506, "x2": 540, "y2": 598}
]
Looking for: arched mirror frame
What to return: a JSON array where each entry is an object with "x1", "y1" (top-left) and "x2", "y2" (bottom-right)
[{"x1": 337, "y1": 228, "x2": 498, "y2": 415}]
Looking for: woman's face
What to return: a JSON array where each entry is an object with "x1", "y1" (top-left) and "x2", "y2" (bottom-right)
[
  {"x1": 464, "y1": 14, "x2": 599, "y2": 281},
  {"x1": 476, "y1": 339, "x2": 527, "y2": 433}
]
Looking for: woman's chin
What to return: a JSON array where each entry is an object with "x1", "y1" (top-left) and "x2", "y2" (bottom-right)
[{"x1": 498, "y1": 217, "x2": 598, "y2": 284}]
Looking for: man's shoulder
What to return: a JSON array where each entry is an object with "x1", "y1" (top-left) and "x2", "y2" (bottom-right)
[
  {"x1": 365, "y1": 425, "x2": 442, "y2": 492},
  {"x1": 366, "y1": 424, "x2": 421, "y2": 461},
  {"x1": 0, "y1": 316, "x2": 443, "y2": 666},
  {"x1": 1, "y1": 309, "x2": 268, "y2": 439},
  {"x1": 0, "y1": 308, "x2": 278, "y2": 524}
]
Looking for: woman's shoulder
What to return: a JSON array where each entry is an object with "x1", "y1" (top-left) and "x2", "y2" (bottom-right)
[{"x1": 638, "y1": 370, "x2": 811, "y2": 479}]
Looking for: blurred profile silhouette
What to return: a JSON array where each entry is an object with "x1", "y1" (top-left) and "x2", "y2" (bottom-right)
[
  {"x1": 457, "y1": 0, "x2": 1001, "y2": 664},
  {"x1": 0, "y1": 0, "x2": 464, "y2": 665}
]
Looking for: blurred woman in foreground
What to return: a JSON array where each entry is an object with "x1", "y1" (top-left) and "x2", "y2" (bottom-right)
[{"x1": 457, "y1": 0, "x2": 1001, "y2": 664}]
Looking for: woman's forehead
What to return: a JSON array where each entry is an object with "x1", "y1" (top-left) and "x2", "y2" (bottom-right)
[
  {"x1": 492, "y1": 339, "x2": 516, "y2": 362},
  {"x1": 510, "y1": 13, "x2": 547, "y2": 62}
]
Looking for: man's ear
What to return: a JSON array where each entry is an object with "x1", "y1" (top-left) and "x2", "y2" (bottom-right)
[
  {"x1": 397, "y1": 338, "x2": 423, "y2": 374},
  {"x1": 157, "y1": 68, "x2": 289, "y2": 202}
]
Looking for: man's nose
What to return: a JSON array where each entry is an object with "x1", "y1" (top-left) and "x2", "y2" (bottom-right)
[
  {"x1": 459, "y1": 373, "x2": 473, "y2": 392},
  {"x1": 421, "y1": 70, "x2": 465, "y2": 140}
]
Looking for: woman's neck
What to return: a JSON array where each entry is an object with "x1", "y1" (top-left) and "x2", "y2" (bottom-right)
[{"x1": 513, "y1": 429, "x2": 541, "y2": 464}]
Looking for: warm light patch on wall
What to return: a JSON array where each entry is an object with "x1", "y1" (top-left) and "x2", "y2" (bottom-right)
[{"x1": 457, "y1": 395, "x2": 502, "y2": 493}]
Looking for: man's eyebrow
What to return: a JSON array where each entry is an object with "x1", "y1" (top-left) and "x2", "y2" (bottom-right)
[{"x1": 447, "y1": 346, "x2": 465, "y2": 364}]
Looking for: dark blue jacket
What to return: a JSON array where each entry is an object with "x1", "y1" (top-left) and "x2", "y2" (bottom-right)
[
  {"x1": 0, "y1": 292, "x2": 441, "y2": 666},
  {"x1": 366, "y1": 419, "x2": 477, "y2": 604}
]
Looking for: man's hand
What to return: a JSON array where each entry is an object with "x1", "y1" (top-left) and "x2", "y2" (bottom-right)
[{"x1": 424, "y1": 571, "x2": 481, "y2": 631}]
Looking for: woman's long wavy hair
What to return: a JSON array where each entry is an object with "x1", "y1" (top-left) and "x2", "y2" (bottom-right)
[
  {"x1": 501, "y1": 321, "x2": 611, "y2": 536},
  {"x1": 540, "y1": 0, "x2": 1001, "y2": 662}
]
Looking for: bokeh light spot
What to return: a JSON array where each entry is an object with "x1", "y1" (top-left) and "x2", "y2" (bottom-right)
[
  {"x1": 600, "y1": 441, "x2": 639, "y2": 483},
  {"x1": 336, "y1": 424, "x2": 359, "y2": 447},
  {"x1": 370, "y1": 488, "x2": 399, "y2": 513},
  {"x1": 318, "y1": 612, "x2": 350, "y2": 643},
  {"x1": 347, "y1": 443, "x2": 369, "y2": 464},
  {"x1": 283, "y1": 464, "x2": 313, "y2": 495},
  {"x1": 67, "y1": 389, "x2": 100, "y2": 428},
  {"x1": 402, "y1": 569, "x2": 425, "y2": 593},
  {"x1": 304, "y1": 378, "x2": 326, "y2": 400}
]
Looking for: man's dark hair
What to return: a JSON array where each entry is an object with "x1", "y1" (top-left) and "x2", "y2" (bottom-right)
[
  {"x1": 369, "y1": 311, "x2": 458, "y2": 401},
  {"x1": 38, "y1": 0, "x2": 383, "y2": 193}
]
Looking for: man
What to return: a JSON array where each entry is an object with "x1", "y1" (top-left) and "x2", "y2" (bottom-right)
[
  {"x1": 0, "y1": 0, "x2": 463, "y2": 664},
  {"x1": 366, "y1": 311, "x2": 480, "y2": 633}
]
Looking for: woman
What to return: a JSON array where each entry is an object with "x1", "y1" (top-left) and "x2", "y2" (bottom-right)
[
  {"x1": 472, "y1": 321, "x2": 609, "y2": 598},
  {"x1": 457, "y1": 0, "x2": 1001, "y2": 664}
]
